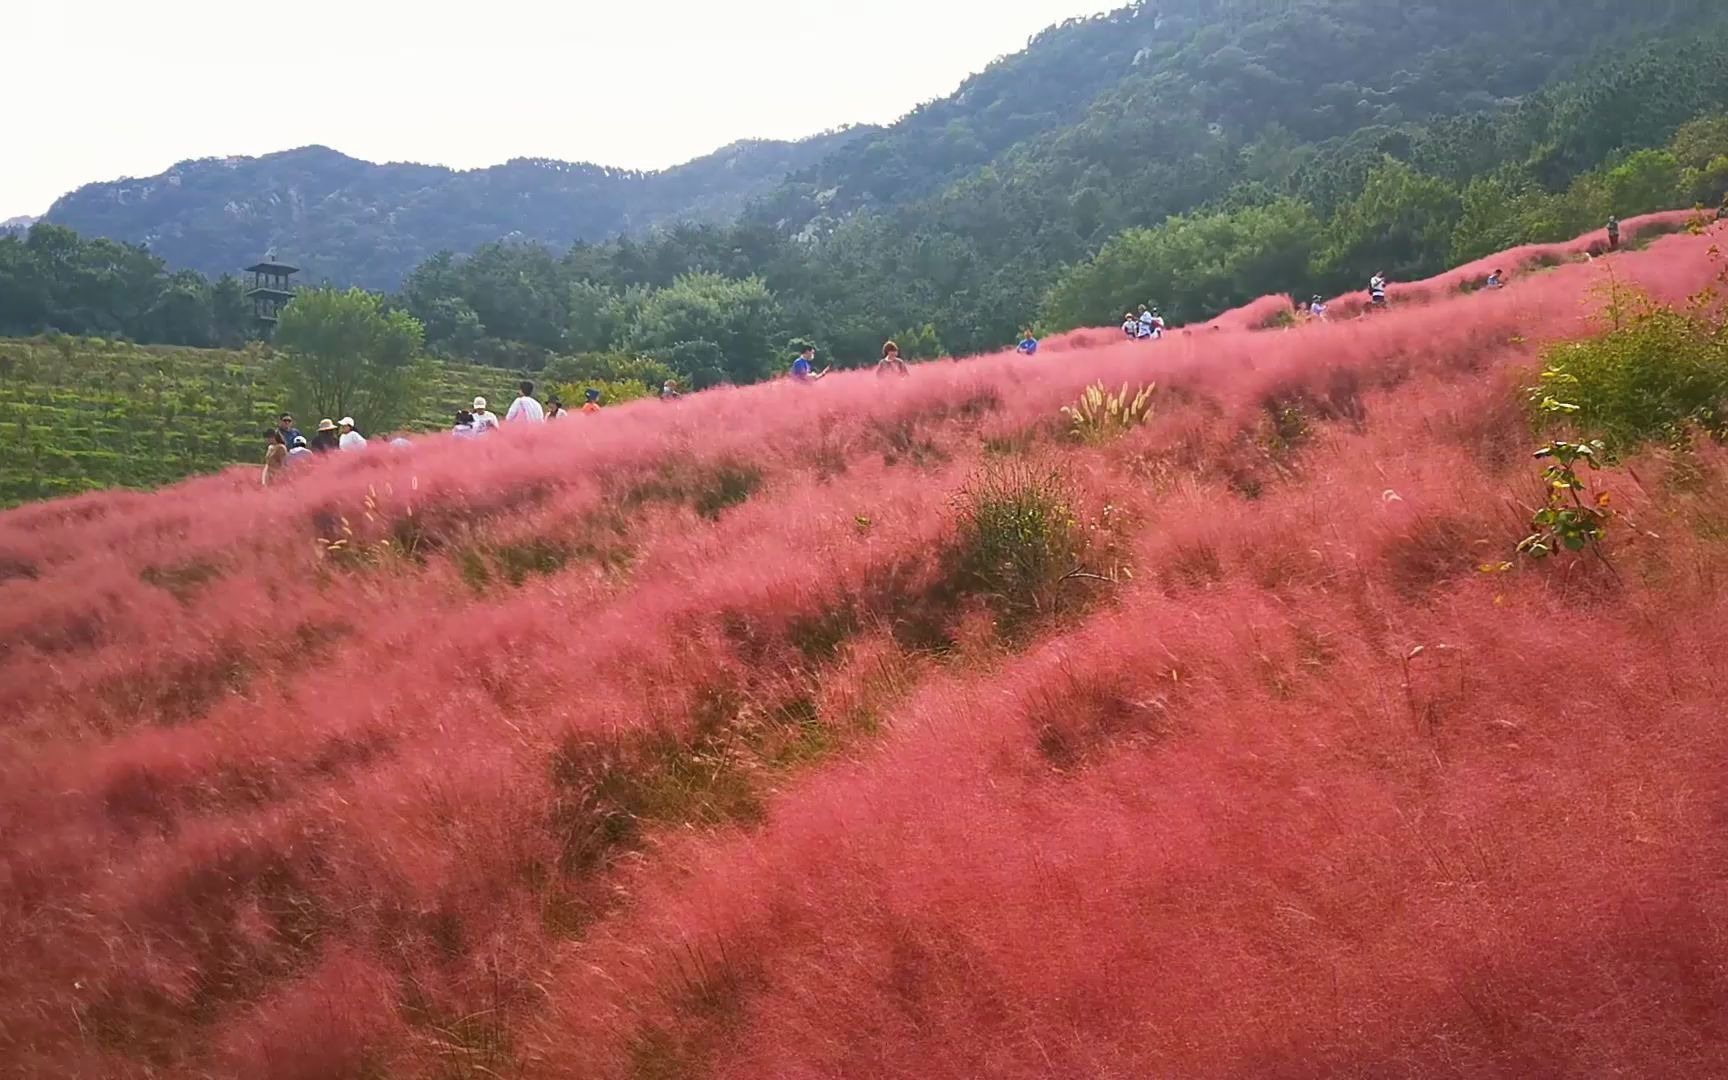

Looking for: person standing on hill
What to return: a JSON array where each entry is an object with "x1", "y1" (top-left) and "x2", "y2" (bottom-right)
[
  {"x1": 471, "y1": 396, "x2": 501, "y2": 433},
  {"x1": 1017, "y1": 330, "x2": 1039, "y2": 355},
  {"x1": 546, "y1": 396, "x2": 568, "y2": 419},
  {"x1": 310, "y1": 418, "x2": 340, "y2": 453},
  {"x1": 338, "y1": 417, "x2": 367, "y2": 451},
  {"x1": 287, "y1": 434, "x2": 313, "y2": 462},
  {"x1": 1121, "y1": 312, "x2": 1138, "y2": 339},
  {"x1": 1308, "y1": 295, "x2": 1328, "y2": 320},
  {"x1": 506, "y1": 380, "x2": 545, "y2": 424},
  {"x1": 582, "y1": 388, "x2": 603, "y2": 413},
  {"x1": 262, "y1": 429, "x2": 288, "y2": 486},
  {"x1": 1369, "y1": 272, "x2": 1388, "y2": 309},
  {"x1": 1606, "y1": 215, "x2": 1621, "y2": 251},
  {"x1": 276, "y1": 413, "x2": 302, "y2": 447},
  {"x1": 876, "y1": 341, "x2": 910, "y2": 376},
  {"x1": 660, "y1": 379, "x2": 682, "y2": 401},
  {"x1": 790, "y1": 346, "x2": 829, "y2": 383},
  {"x1": 452, "y1": 410, "x2": 479, "y2": 439}
]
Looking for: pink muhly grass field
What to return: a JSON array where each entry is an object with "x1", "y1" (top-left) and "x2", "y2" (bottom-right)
[{"x1": 4, "y1": 221, "x2": 1728, "y2": 1078}]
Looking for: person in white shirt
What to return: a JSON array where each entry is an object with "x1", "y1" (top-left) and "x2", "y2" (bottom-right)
[
  {"x1": 471, "y1": 396, "x2": 501, "y2": 433},
  {"x1": 286, "y1": 435, "x2": 314, "y2": 463},
  {"x1": 337, "y1": 416, "x2": 368, "y2": 451},
  {"x1": 506, "y1": 380, "x2": 546, "y2": 424}
]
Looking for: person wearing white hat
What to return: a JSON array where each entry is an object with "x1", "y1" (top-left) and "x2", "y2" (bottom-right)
[
  {"x1": 471, "y1": 396, "x2": 501, "y2": 434},
  {"x1": 286, "y1": 434, "x2": 314, "y2": 462},
  {"x1": 337, "y1": 416, "x2": 368, "y2": 451}
]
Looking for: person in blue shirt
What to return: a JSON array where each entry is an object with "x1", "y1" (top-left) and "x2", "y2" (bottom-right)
[
  {"x1": 1017, "y1": 331, "x2": 1038, "y2": 355},
  {"x1": 790, "y1": 346, "x2": 829, "y2": 383}
]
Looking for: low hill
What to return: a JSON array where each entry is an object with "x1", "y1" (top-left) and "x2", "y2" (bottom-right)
[
  {"x1": 0, "y1": 337, "x2": 518, "y2": 506},
  {"x1": 42, "y1": 133, "x2": 868, "y2": 289},
  {"x1": 4, "y1": 220, "x2": 1728, "y2": 1077}
]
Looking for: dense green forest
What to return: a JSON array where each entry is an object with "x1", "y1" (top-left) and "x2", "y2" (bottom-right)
[{"x1": 13, "y1": 0, "x2": 1728, "y2": 386}]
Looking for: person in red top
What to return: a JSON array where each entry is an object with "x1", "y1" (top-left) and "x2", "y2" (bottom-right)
[{"x1": 581, "y1": 388, "x2": 602, "y2": 414}]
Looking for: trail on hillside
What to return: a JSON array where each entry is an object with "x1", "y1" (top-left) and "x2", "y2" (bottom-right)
[{"x1": 3, "y1": 219, "x2": 1728, "y2": 1078}]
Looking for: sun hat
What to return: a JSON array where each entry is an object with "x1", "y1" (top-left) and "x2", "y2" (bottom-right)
[
  {"x1": 316, "y1": 418, "x2": 336, "y2": 432},
  {"x1": 473, "y1": 396, "x2": 488, "y2": 410},
  {"x1": 338, "y1": 416, "x2": 355, "y2": 428}
]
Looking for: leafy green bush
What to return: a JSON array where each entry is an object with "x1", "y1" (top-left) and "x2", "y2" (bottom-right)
[{"x1": 1534, "y1": 298, "x2": 1728, "y2": 451}]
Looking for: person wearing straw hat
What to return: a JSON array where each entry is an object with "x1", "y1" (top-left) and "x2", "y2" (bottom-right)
[
  {"x1": 337, "y1": 416, "x2": 368, "y2": 451},
  {"x1": 309, "y1": 418, "x2": 340, "y2": 453},
  {"x1": 471, "y1": 396, "x2": 501, "y2": 433}
]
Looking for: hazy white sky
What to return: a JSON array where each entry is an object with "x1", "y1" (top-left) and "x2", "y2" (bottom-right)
[{"x1": 3, "y1": 0, "x2": 1110, "y2": 219}]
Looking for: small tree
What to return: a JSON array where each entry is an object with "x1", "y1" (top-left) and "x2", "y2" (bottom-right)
[{"x1": 276, "y1": 287, "x2": 426, "y2": 431}]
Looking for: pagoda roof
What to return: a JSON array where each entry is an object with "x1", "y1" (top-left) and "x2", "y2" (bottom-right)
[{"x1": 244, "y1": 261, "x2": 300, "y2": 274}]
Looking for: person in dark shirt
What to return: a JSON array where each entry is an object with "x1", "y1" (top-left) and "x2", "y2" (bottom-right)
[
  {"x1": 275, "y1": 413, "x2": 302, "y2": 447},
  {"x1": 1606, "y1": 215, "x2": 1621, "y2": 251},
  {"x1": 309, "y1": 418, "x2": 340, "y2": 453}
]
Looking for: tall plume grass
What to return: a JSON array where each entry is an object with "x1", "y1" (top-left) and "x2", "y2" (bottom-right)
[{"x1": 3, "y1": 216, "x2": 1728, "y2": 1078}]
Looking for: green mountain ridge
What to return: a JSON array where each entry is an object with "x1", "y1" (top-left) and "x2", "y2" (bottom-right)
[{"x1": 42, "y1": 132, "x2": 872, "y2": 289}]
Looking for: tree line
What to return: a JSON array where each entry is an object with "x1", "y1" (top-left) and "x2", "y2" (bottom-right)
[{"x1": 6, "y1": 15, "x2": 1728, "y2": 390}]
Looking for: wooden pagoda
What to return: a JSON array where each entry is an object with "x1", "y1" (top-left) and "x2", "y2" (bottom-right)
[{"x1": 243, "y1": 254, "x2": 299, "y2": 331}]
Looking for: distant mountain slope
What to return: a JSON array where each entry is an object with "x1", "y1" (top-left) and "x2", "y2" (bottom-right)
[{"x1": 42, "y1": 132, "x2": 868, "y2": 289}]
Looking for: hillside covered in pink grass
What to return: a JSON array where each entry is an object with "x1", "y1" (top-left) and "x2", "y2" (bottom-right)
[{"x1": 4, "y1": 216, "x2": 1728, "y2": 1078}]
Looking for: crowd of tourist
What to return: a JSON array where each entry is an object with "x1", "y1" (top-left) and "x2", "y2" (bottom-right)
[
  {"x1": 259, "y1": 379, "x2": 591, "y2": 485},
  {"x1": 261, "y1": 235, "x2": 1589, "y2": 487}
]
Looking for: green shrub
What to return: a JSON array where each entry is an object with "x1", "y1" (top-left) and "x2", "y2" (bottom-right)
[
  {"x1": 1534, "y1": 298, "x2": 1728, "y2": 451},
  {"x1": 952, "y1": 461, "x2": 1086, "y2": 623}
]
